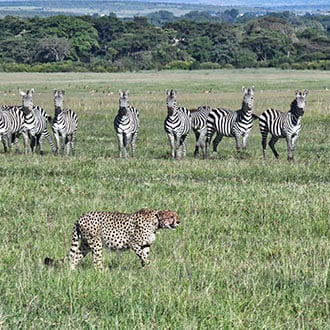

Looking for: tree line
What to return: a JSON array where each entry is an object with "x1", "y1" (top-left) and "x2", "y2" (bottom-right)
[{"x1": 0, "y1": 10, "x2": 329, "y2": 72}]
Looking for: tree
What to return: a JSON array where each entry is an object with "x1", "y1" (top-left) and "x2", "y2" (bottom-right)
[{"x1": 33, "y1": 37, "x2": 70, "y2": 63}]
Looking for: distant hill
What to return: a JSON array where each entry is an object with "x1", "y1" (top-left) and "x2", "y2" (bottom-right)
[{"x1": 0, "y1": 0, "x2": 329, "y2": 18}]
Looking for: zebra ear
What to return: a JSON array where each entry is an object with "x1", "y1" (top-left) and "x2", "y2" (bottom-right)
[
  {"x1": 61, "y1": 90, "x2": 65, "y2": 96},
  {"x1": 119, "y1": 90, "x2": 123, "y2": 97},
  {"x1": 30, "y1": 88, "x2": 35, "y2": 94},
  {"x1": 19, "y1": 90, "x2": 26, "y2": 96},
  {"x1": 242, "y1": 86, "x2": 247, "y2": 94},
  {"x1": 303, "y1": 89, "x2": 309, "y2": 96}
]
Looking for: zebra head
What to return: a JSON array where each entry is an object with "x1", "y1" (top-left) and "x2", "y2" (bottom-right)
[
  {"x1": 54, "y1": 90, "x2": 65, "y2": 114},
  {"x1": 118, "y1": 90, "x2": 130, "y2": 116},
  {"x1": 291, "y1": 89, "x2": 309, "y2": 116},
  {"x1": 166, "y1": 89, "x2": 177, "y2": 115},
  {"x1": 20, "y1": 88, "x2": 34, "y2": 114},
  {"x1": 241, "y1": 86, "x2": 255, "y2": 112}
]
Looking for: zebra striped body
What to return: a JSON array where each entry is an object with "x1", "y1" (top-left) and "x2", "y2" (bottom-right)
[
  {"x1": 258, "y1": 89, "x2": 309, "y2": 161},
  {"x1": 114, "y1": 90, "x2": 140, "y2": 158},
  {"x1": 0, "y1": 105, "x2": 28, "y2": 153},
  {"x1": 190, "y1": 105, "x2": 212, "y2": 157},
  {"x1": 164, "y1": 89, "x2": 191, "y2": 159},
  {"x1": 20, "y1": 89, "x2": 55, "y2": 154},
  {"x1": 52, "y1": 90, "x2": 78, "y2": 155},
  {"x1": 205, "y1": 86, "x2": 255, "y2": 158}
]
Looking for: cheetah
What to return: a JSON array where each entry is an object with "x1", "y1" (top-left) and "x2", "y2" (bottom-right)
[{"x1": 44, "y1": 208, "x2": 179, "y2": 270}]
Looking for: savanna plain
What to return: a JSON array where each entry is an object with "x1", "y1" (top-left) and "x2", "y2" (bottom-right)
[{"x1": 0, "y1": 69, "x2": 329, "y2": 329}]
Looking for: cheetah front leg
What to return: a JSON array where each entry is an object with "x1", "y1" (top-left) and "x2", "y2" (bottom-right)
[{"x1": 131, "y1": 243, "x2": 151, "y2": 267}]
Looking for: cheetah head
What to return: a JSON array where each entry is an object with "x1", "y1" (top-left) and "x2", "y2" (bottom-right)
[{"x1": 157, "y1": 210, "x2": 180, "y2": 230}]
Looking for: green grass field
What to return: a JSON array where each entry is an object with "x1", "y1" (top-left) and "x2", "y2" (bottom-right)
[{"x1": 0, "y1": 69, "x2": 329, "y2": 329}]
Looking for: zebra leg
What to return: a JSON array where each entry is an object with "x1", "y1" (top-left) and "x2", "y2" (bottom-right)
[
  {"x1": 2, "y1": 134, "x2": 8, "y2": 153},
  {"x1": 42, "y1": 130, "x2": 56, "y2": 155},
  {"x1": 11, "y1": 133, "x2": 19, "y2": 153},
  {"x1": 181, "y1": 134, "x2": 189, "y2": 158},
  {"x1": 65, "y1": 135, "x2": 73, "y2": 156},
  {"x1": 205, "y1": 132, "x2": 214, "y2": 159},
  {"x1": 198, "y1": 129, "x2": 208, "y2": 158},
  {"x1": 193, "y1": 131, "x2": 200, "y2": 157},
  {"x1": 176, "y1": 134, "x2": 182, "y2": 159},
  {"x1": 212, "y1": 134, "x2": 223, "y2": 155},
  {"x1": 287, "y1": 134, "x2": 297, "y2": 162},
  {"x1": 167, "y1": 133, "x2": 176, "y2": 159},
  {"x1": 269, "y1": 135, "x2": 280, "y2": 159},
  {"x1": 261, "y1": 132, "x2": 268, "y2": 159},
  {"x1": 53, "y1": 131, "x2": 60, "y2": 155},
  {"x1": 242, "y1": 133, "x2": 249, "y2": 150},
  {"x1": 62, "y1": 135, "x2": 68, "y2": 155},
  {"x1": 131, "y1": 132, "x2": 137, "y2": 158},
  {"x1": 29, "y1": 134, "x2": 37, "y2": 153},
  {"x1": 123, "y1": 133, "x2": 130, "y2": 159},
  {"x1": 116, "y1": 133, "x2": 124, "y2": 158},
  {"x1": 234, "y1": 134, "x2": 242, "y2": 152},
  {"x1": 70, "y1": 132, "x2": 77, "y2": 156}
]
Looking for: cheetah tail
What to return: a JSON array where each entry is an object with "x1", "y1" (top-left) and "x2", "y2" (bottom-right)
[{"x1": 44, "y1": 257, "x2": 65, "y2": 267}]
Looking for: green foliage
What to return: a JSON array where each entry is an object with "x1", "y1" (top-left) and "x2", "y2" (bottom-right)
[
  {"x1": 0, "y1": 12, "x2": 329, "y2": 71},
  {"x1": 0, "y1": 70, "x2": 329, "y2": 329}
]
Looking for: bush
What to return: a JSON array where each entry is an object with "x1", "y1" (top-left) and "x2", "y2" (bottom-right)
[{"x1": 164, "y1": 60, "x2": 194, "y2": 70}]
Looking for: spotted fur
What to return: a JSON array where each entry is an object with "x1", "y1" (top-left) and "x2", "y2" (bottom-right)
[{"x1": 45, "y1": 208, "x2": 179, "y2": 270}]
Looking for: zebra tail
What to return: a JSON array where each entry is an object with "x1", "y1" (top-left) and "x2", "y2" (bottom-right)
[{"x1": 252, "y1": 114, "x2": 260, "y2": 120}]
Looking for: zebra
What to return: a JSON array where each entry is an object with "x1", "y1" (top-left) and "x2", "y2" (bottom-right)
[
  {"x1": 52, "y1": 89, "x2": 78, "y2": 155},
  {"x1": 164, "y1": 89, "x2": 191, "y2": 159},
  {"x1": 19, "y1": 89, "x2": 56, "y2": 154},
  {"x1": 0, "y1": 105, "x2": 28, "y2": 153},
  {"x1": 190, "y1": 105, "x2": 212, "y2": 158},
  {"x1": 114, "y1": 90, "x2": 140, "y2": 158},
  {"x1": 205, "y1": 86, "x2": 255, "y2": 158},
  {"x1": 257, "y1": 89, "x2": 309, "y2": 161}
]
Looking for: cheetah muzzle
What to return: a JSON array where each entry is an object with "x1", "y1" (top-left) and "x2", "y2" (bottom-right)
[{"x1": 44, "y1": 208, "x2": 179, "y2": 270}]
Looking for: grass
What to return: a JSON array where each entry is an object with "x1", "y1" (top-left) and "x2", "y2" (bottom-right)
[{"x1": 0, "y1": 69, "x2": 329, "y2": 329}]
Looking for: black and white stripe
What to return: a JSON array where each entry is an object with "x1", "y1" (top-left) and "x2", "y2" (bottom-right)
[
  {"x1": 52, "y1": 90, "x2": 78, "y2": 155},
  {"x1": 20, "y1": 89, "x2": 55, "y2": 154},
  {"x1": 205, "y1": 86, "x2": 255, "y2": 157},
  {"x1": 190, "y1": 105, "x2": 212, "y2": 157},
  {"x1": 257, "y1": 89, "x2": 309, "y2": 161},
  {"x1": 164, "y1": 89, "x2": 191, "y2": 159},
  {"x1": 114, "y1": 90, "x2": 140, "y2": 158},
  {"x1": 0, "y1": 105, "x2": 28, "y2": 153}
]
